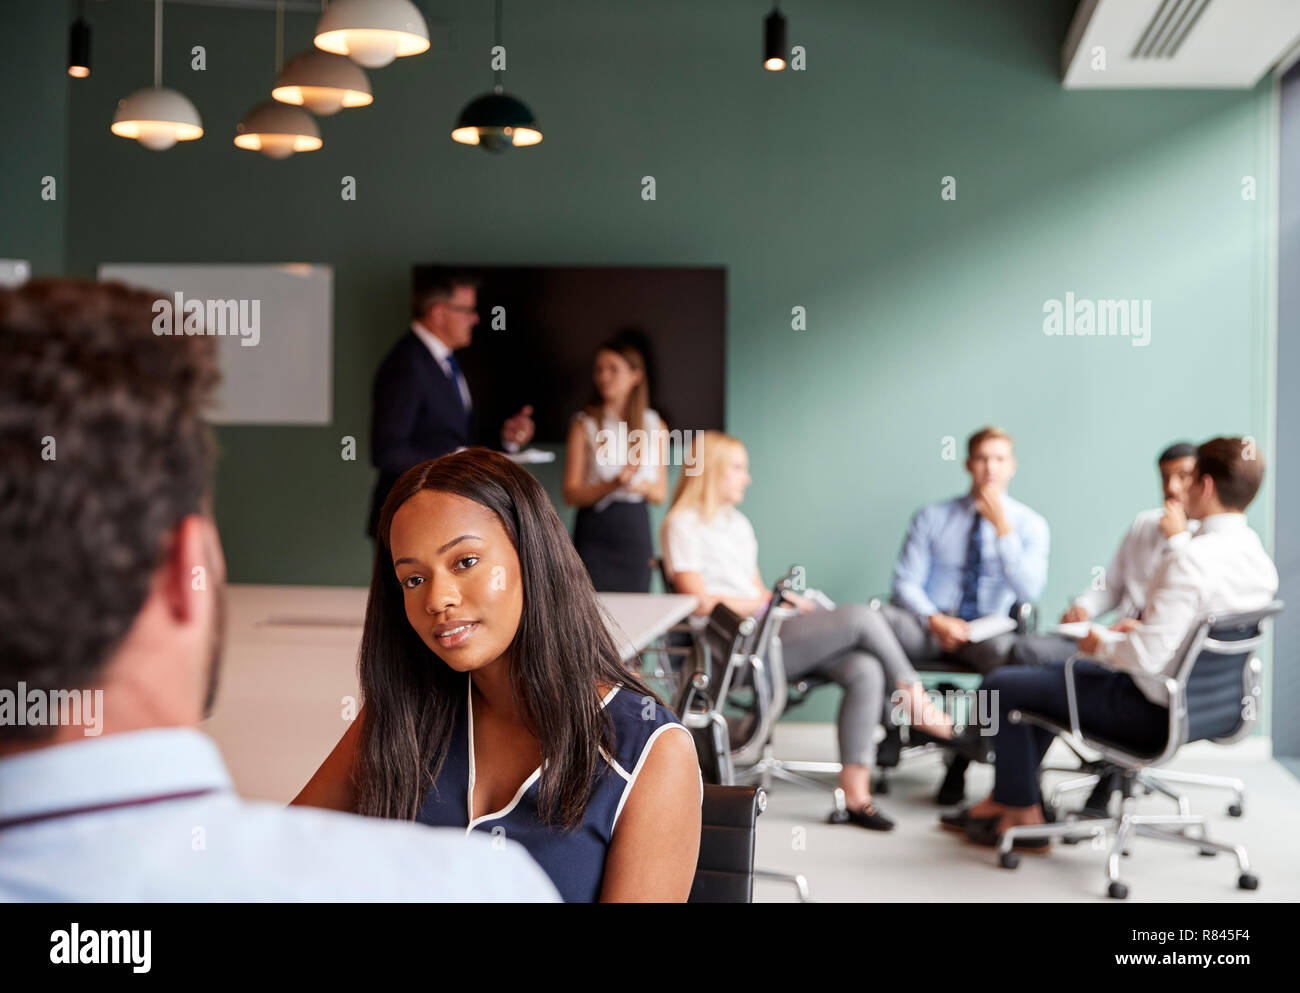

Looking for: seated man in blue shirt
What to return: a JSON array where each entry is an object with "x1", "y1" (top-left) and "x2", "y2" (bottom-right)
[
  {"x1": 0, "y1": 280, "x2": 557, "y2": 902},
  {"x1": 880, "y1": 426, "x2": 1050, "y2": 802}
]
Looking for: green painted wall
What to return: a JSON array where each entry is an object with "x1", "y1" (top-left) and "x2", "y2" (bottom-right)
[
  {"x1": 5, "y1": 1, "x2": 1276, "y2": 726},
  {"x1": 0, "y1": 2, "x2": 68, "y2": 276}
]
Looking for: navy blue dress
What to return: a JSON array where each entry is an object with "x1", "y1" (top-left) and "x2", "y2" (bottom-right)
[{"x1": 415, "y1": 678, "x2": 698, "y2": 902}]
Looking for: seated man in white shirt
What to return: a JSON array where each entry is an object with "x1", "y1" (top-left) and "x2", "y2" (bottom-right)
[
  {"x1": 0, "y1": 279, "x2": 558, "y2": 902},
  {"x1": 1010, "y1": 442, "x2": 1200, "y2": 669},
  {"x1": 945, "y1": 437, "x2": 1278, "y2": 851}
]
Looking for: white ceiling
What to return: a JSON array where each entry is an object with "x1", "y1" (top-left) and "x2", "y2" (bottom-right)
[{"x1": 1062, "y1": 0, "x2": 1300, "y2": 89}]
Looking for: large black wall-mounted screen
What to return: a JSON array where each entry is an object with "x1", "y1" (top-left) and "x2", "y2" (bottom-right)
[{"x1": 413, "y1": 264, "x2": 727, "y2": 444}]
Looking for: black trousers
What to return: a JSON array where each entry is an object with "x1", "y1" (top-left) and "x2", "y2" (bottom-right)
[
  {"x1": 573, "y1": 500, "x2": 652, "y2": 593},
  {"x1": 982, "y1": 660, "x2": 1169, "y2": 807}
]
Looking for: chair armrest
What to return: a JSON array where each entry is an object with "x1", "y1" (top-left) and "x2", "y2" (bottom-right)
[{"x1": 1063, "y1": 652, "x2": 1181, "y2": 762}]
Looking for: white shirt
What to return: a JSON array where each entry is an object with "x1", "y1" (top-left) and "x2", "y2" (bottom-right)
[
  {"x1": 410, "y1": 320, "x2": 471, "y2": 413},
  {"x1": 0, "y1": 727, "x2": 559, "y2": 902},
  {"x1": 1095, "y1": 513, "x2": 1278, "y2": 707},
  {"x1": 575, "y1": 407, "x2": 664, "y2": 510},
  {"x1": 661, "y1": 506, "x2": 760, "y2": 599},
  {"x1": 1073, "y1": 509, "x2": 1199, "y2": 620}
]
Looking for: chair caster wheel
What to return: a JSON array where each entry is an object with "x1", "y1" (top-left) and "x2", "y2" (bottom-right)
[
  {"x1": 999, "y1": 851, "x2": 1020, "y2": 869},
  {"x1": 1199, "y1": 848, "x2": 1217, "y2": 857},
  {"x1": 827, "y1": 808, "x2": 850, "y2": 825},
  {"x1": 1062, "y1": 836, "x2": 1079, "y2": 845},
  {"x1": 875, "y1": 778, "x2": 890, "y2": 795},
  {"x1": 1142, "y1": 786, "x2": 1153, "y2": 796},
  {"x1": 1228, "y1": 803, "x2": 1243, "y2": 818},
  {"x1": 1108, "y1": 881, "x2": 1128, "y2": 900},
  {"x1": 1121, "y1": 850, "x2": 1131, "y2": 857},
  {"x1": 1238, "y1": 873, "x2": 1259, "y2": 891}
]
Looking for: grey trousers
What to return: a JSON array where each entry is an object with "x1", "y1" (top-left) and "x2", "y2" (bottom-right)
[
  {"x1": 878, "y1": 603, "x2": 1017, "y2": 677},
  {"x1": 779, "y1": 604, "x2": 922, "y2": 768}
]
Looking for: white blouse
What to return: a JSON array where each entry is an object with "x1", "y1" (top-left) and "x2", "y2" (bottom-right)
[
  {"x1": 661, "y1": 506, "x2": 761, "y2": 599},
  {"x1": 574, "y1": 407, "x2": 665, "y2": 509}
]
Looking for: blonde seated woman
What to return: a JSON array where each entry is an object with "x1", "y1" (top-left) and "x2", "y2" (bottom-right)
[{"x1": 660, "y1": 431, "x2": 954, "y2": 831}]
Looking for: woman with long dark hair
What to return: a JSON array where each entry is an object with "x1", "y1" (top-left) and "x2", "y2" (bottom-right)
[
  {"x1": 293, "y1": 449, "x2": 701, "y2": 901},
  {"x1": 563, "y1": 338, "x2": 668, "y2": 592}
]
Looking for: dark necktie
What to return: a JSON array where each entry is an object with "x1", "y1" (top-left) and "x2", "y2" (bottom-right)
[
  {"x1": 445, "y1": 352, "x2": 469, "y2": 418},
  {"x1": 958, "y1": 512, "x2": 982, "y2": 620}
]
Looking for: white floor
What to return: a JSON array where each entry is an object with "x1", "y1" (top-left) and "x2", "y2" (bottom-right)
[{"x1": 752, "y1": 724, "x2": 1300, "y2": 903}]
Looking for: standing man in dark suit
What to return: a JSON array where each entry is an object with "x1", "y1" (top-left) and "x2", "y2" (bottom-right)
[{"x1": 367, "y1": 271, "x2": 534, "y2": 536}]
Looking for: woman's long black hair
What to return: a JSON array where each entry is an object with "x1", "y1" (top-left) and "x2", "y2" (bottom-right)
[{"x1": 356, "y1": 447, "x2": 661, "y2": 830}]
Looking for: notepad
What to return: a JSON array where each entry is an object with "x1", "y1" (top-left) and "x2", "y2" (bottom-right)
[
  {"x1": 965, "y1": 614, "x2": 1018, "y2": 643},
  {"x1": 1055, "y1": 621, "x2": 1126, "y2": 644}
]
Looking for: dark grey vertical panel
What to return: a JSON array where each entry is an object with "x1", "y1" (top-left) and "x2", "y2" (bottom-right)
[{"x1": 1275, "y1": 63, "x2": 1300, "y2": 764}]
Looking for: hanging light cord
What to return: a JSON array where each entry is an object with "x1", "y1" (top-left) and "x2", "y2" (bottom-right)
[
  {"x1": 153, "y1": 0, "x2": 163, "y2": 87},
  {"x1": 275, "y1": 0, "x2": 284, "y2": 72},
  {"x1": 493, "y1": 0, "x2": 503, "y2": 91}
]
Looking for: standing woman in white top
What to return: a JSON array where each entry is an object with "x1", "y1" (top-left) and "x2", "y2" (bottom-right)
[
  {"x1": 563, "y1": 339, "x2": 668, "y2": 592},
  {"x1": 661, "y1": 432, "x2": 956, "y2": 831}
]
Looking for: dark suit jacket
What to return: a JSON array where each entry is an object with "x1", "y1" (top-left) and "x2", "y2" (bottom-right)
[{"x1": 367, "y1": 331, "x2": 479, "y2": 537}]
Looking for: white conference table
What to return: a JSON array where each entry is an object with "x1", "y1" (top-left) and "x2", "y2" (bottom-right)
[{"x1": 205, "y1": 584, "x2": 698, "y2": 802}]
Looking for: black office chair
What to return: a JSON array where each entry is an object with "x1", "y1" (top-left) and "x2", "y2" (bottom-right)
[
  {"x1": 674, "y1": 579, "x2": 812, "y2": 901},
  {"x1": 997, "y1": 600, "x2": 1283, "y2": 899},
  {"x1": 688, "y1": 784, "x2": 764, "y2": 903}
]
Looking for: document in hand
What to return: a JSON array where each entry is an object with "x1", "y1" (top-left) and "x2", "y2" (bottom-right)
[
  {"x1": 504, "y1": 448, "x2": 558, "y2": 464},
  {"x1": 1054, "y1": 621, "x2": 1127, "y2": 644},
  {"x1": 965, "y1": 614, "x2": 1018, "y2": 643}
]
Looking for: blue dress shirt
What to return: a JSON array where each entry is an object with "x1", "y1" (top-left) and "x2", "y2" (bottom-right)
[
  {"x1": 0, "y1": 727, "x2": 559, "y2": 902},
  {"x1": 892, "y1": 493, "x2": 1050, "y2": 620}
]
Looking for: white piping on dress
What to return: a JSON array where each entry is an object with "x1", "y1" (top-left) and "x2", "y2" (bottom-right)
[
  {"x1": 610, "y1": 722, "x2": 696, "y2": 833},
  {"x1": 464, "y1": 681, "x2": 623, "y2": 833}
]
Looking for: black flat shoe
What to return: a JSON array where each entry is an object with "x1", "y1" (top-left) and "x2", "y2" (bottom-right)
[
  {"x1": 939, "y1": 806, "x2": 998, "y2": 833},
  {"x1": 835, "y1": 802, "x2": 895, "y2": 831}
]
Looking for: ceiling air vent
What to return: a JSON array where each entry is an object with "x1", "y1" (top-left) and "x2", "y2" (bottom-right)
[{"x1": 1130, "y1": 0, "x2": 1213, "y2": 59}]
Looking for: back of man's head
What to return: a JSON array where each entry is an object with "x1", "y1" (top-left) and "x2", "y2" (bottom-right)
[
  {"x1": 1195, "y1": 437, "x2": 1264, "y2": 511},
  {"x1": 0, "y1": 280, "x2": 221, "y2": 746}
]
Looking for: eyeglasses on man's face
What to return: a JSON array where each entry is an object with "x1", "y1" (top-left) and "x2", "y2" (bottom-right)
[{"x1": 440, "y1": 302, "x2": 478, "y2": 316}]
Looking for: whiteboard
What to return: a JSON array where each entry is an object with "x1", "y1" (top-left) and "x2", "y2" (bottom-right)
[{"x1": 98, "y1": 263, "x2": 332, "y2": 425}]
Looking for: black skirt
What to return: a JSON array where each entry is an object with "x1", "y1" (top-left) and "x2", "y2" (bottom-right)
[{"x1": 573, "y1": 500, "x2": 652, "y2": 593}]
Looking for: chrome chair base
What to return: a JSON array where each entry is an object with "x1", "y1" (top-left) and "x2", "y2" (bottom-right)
[
  {"x1": 998, "y1": 794, "x2": 1257, "y2": 899},
  {"x1": 754, "y1": 868, "x2": 812, "y2": 902},
  {"x1": 1042, "y1": 764, "x2": 1247, "y2": 819},
  {"x1": 732, "y1": 742, "x2": 842, "y2": 802}
]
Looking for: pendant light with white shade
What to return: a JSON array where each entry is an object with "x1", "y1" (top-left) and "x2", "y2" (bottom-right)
[
  {"x1": 273, "y1": 49, "x2": 372, "y2": 115},
  {"x1": 111, "y1": 0, "x2": 203, "y2": 150},
  {"x1": 314, "y1": 0, "x2": 430, "y2": 69},
  {"x1": 452, "y1": 0, "x2": 541, "y2": 152},
  {"x1": 236, "y1": 1, "x2": 322, "y2": 159}
]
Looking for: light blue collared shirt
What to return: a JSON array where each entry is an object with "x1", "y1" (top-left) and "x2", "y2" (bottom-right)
[
  {"x1": 0, "y1": 727, "x2": 559, "y2": 902},
  {"x1": 892, "y1": 493, "x2": 1050, "y2": 620}
]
